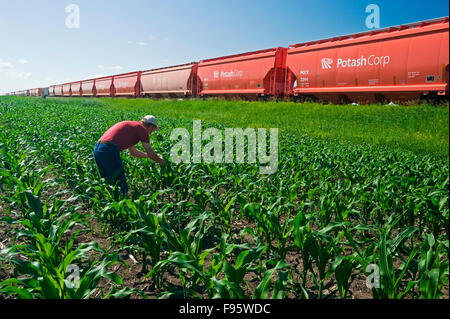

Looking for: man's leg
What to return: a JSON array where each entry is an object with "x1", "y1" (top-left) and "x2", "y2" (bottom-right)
[
  {"x1": 93, "y1": 143, "x2": 127, "y2": 197},
  {"x1": 109, "y1": 153, "x2": 128, "y2": 198},
  {"x1": 94, "y1": 143, "x2": 107, "y2": 179},
  {"x1": 118, "y1": 170, "x2": 128, "y2": 198}
]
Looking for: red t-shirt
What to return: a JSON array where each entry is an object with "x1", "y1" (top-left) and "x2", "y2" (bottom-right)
[{"x1": 99, "y1": 121, "x2": 149, "y2": 151}]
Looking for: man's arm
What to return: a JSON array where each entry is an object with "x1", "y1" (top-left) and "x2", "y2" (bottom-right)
[
  {"x1": 128, "y1": 145, "x2": 148, "y2": 158},
  {"x1": 140, "y1": 142, "x2": 165, "y2": 166}
]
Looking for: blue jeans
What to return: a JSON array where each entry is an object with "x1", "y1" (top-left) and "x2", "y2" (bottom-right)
[{"x1": 93, "y1": 142, "x2": 128, "y2": 198}]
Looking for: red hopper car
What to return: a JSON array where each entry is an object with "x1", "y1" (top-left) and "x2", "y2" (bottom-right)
[
  {"x1": 140, "y1": 63, "x2": 199, "y2": 98},
  {"x1": 285, "y1": 17, "x2": 449, "y2": 103},
  {"x1": 95, "y1": 76, "x2": 114, "y2": 97},
  {"x1": 197, "y1": 47, "x2": 290, "y2": 100},
  {"x1": 81, "y1": 79, "x2": 95, "y2": 97},
  {"x1": 62, "y1": 83, "x2": 72, "y2": 97},
  {"x1": 71, "y1": 81, "x2": 82, "y2": 97},
  {"x1": 113, "y1": 72, "x2": 141, "y2": 97}
]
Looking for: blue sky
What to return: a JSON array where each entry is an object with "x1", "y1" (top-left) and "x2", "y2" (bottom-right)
[{"x1": 1, "y1": 0, "x2": 448, "y2": 94}]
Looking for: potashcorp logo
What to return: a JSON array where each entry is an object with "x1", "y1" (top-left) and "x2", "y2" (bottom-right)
[
  {"x1": 212, "y1": 70, "x2": 244, "y2": 79},
  {"x1": 321, "y1": 55, "x2": 391, "y2": 70},
  {"x1": 321, "y1": 58, "x2": 333, "y2": 69}
]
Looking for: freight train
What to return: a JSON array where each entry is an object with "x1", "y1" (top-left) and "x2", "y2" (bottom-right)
[{"x1": 6, "y1": 17, "x2": 449, "y2": 104}]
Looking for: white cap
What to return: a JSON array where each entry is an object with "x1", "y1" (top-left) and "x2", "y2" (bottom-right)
[{"x1": 142, "y1": 115, "x2": 159, "y2": 130}]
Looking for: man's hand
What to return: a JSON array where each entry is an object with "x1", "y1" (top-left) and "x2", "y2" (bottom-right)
[{"x1": 142, "y1": 142, "x2": 165, "y2": 166}]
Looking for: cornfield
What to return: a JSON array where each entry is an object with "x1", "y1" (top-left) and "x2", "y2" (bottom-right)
[{"x1": 0, "y1": 97, "x2": 448, "y2": 299}]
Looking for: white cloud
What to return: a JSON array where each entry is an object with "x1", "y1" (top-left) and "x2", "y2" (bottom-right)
[
  {"x1": 161, "y1": 59, "x2": 169, "y2": 63},
  {"x1": 0, "y1": 61, "x2": 13, "y2": 69},
  {"x1": 7, "y1": 71, "x2": 32, "y2": 79},
  {"x1": 127, "y1": 41, "x2": 133, "y2": 44},
  {"x1": 18, "y1": 59, "x2": 29, "y2": 64},
  {"x1": 96, "y1": 65, "x2": 124, "y2": 71},
  {"x1": 163, "y1": 37, "x2": 169, "y2": 41},
  {"x1": 138, "y1": 41, "x2": 147, "y2": 46},
  {"x1": 148, "y1": 35, "x2": 154, "y2": 40}
]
